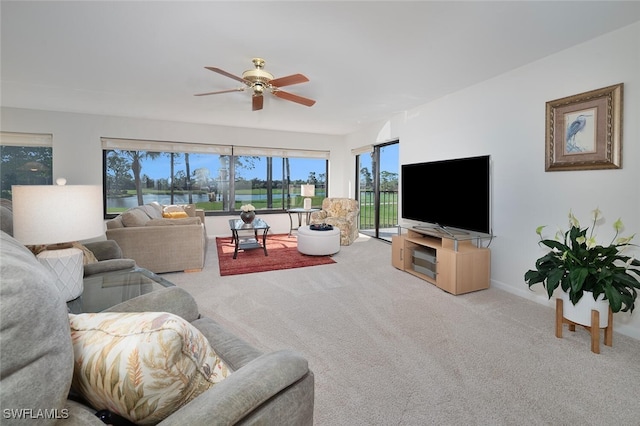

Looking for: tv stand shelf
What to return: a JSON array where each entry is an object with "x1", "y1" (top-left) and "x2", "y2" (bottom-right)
[{"x1": 392, "y1": 227, "x2": 491, "y2": 295}]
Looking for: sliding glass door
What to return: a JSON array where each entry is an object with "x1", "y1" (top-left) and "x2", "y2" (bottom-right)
[{"x1": 357, "y1": 141, "x2": 398, "y2": 241}]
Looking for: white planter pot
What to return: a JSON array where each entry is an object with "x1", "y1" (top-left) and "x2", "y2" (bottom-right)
[{"x1": 560, "y1": 291, "x2": 609, "y2": 328}]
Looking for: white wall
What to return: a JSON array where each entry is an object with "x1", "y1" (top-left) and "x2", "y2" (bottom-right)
[{"x1": 347, "y1": 22, "x2": 640, "y2": 339}]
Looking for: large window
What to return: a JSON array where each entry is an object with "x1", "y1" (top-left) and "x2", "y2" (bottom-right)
[
  {"x1": 1, "y1": 132, "x2": 53, "y2": 199},
  {"x1": 102, "y1": 138, "x2": 328, "y2": 216}
]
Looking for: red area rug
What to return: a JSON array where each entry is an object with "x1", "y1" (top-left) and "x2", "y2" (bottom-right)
[{"x1": 216, "y1": 233, "x2": 336, "y2": 276}]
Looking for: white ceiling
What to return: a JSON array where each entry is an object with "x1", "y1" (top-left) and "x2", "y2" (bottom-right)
[{"x1": 2, "y1": 1, "x2": 640, "y2": 136}]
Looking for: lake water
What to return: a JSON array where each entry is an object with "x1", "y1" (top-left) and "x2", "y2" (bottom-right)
[
  {"x1": 106, "y1": 192, "x2": 306, "y2": 209},
  {"x1": 107, "y1": 194, "x2": 211, "y2": 209}
]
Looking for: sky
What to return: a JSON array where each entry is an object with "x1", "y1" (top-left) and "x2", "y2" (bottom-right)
[{"x1": 126, "y1": 143, "x2": 398, "y2": 183}]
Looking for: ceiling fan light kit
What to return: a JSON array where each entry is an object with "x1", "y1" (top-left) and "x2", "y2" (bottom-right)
[{"x1": 195, "y1": 57, "x2": 315, "y2": 111}]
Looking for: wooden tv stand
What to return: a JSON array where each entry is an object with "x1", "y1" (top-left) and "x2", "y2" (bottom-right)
[{"x1": 391, "y1": 227, "x2": 491, "y2": 295}]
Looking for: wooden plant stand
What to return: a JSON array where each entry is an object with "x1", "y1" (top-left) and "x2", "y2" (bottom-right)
[{"x1": 555, "y1": 298, "x2": 613, "y2": 354}]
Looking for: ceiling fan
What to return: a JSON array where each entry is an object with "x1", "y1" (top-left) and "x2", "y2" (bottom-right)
[{"x1": 195, "y1": 58, "x2": 316, "y2": 111}]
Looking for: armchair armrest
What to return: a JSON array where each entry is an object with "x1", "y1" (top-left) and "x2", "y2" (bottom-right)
[
  {"x1": 83, "y1": 240, "x2": 123, "y2": 261},
  {"x1": 310, "y1": 210, "x2": 328, "y2": 222},
  {"x1": 158, "y1": 350, "x2": 311, "y2": 426},
  {"x1": 344, "y1": 209, "x2": 360, "y2": 222},
  {"x1": 82, "y1": 240, "x2": 136, "y2": 277},
  {"x1": 83, "y1": 258, "x2": 135, "y2": 276}
]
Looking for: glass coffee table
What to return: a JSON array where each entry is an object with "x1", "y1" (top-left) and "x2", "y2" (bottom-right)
[
  {"x1": 228, "y1": 218, "x2": 270, "y2": 259},
  {"x1": 67, "y1": 266, "x2": 175, "y2": 314}
]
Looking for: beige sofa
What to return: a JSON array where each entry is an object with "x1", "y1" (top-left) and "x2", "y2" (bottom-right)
[{"x1": 106, "y1": 202, "x2": 206, "y2": 273}]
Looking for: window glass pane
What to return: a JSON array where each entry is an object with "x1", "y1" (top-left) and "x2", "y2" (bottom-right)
[
  {"x1": 1, "y1": 145, "x2": 53, "y2": 199},
  {"x1": 234, "y1": 155, "x2": 283, "y2": 210},
  {"x1": 233, "y1": 156, "x2": 327, "y2": 210},
  {"x1": 379, "y1": 143, "x2": 399, "y2": 229},
  {"x1": 105, "y1": 149, "x2": 223, "y2": 214},
  {"x1": 287, "y1": 157, "x2": 327, "y2": 209},
  {"x1": 358, "y1": 152, "x2": 374, "y2": 229}
]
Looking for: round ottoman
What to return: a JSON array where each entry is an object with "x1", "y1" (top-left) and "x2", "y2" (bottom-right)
[{"x1": 297, "y1": 225, "x2": 340, "y2": 256}]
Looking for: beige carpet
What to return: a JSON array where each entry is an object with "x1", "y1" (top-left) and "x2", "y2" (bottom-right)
[{"x1": 163, "y1": 234, "x2": 640, "y2": 425}]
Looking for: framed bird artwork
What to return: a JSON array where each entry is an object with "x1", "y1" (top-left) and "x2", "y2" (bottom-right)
[{"x1": 545, "y1": 83, "x2": 623, "y2": 171}]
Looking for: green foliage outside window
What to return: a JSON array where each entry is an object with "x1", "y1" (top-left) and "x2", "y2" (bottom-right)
[{"x1": 0, "y1": 145, "x2": 53, "y2": 199}]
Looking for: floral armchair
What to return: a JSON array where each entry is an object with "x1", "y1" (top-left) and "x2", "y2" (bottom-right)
[{"x1": 309, "y1": 198, "x2": 360, "y2": 245}]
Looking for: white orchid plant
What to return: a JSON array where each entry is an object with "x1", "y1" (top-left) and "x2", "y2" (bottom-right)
[
  {"x1": 240, "y1": 204, "x2": 256, "y2": 212},
  {"x1": 524, "y1": 209, "x2": 640, "y2": 313}
]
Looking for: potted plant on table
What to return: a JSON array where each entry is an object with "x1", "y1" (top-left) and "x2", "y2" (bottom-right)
[{"x1": 524, "y1": 209, "x2": 640, "y2": 325}]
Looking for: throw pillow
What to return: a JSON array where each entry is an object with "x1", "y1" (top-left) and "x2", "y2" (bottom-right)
[
  {"x1": 71, "y1": 242, "x2": 99, "y2": 264},
  {"x1": 143, "y1": 202, "x2": 164, "y2": 219},
  {"x1": 121, "y1": 208, "x2": 151, "y2": 227},
  {"x1": 162, "y1": 211, "x2": 189, "y2": 219},
  {"x1": 69, "y1": 311, "x2": 231, "y2": 425},
  {"x1": 163, "y1": 204, "x2": 185, "y2": 213}
]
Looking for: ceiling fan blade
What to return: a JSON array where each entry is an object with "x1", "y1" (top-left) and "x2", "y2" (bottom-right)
[
  {"x1": 252, "y1": 94, "x2": 264, "y2": 111},
  {"x1": 272, "y1": 90, "x2": 316, "y2": 107},
  {"x1": 205, "y1": 66, "x2": 249, "y2": 84},
  {"x1": 269, "y1": 73, "x2": 309, "y2": 88},
  {"x1": 194, "y1": 87, "x2": 245, "y2": 96}
]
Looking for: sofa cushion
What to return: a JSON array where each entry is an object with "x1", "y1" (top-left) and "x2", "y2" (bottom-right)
[
  {"x1": 0, "y1": 231, "x2": 74, "y2": 424},
  {"x1": 121, "y1": 207, "x2": 151, "y2": 227},
  {"x1": 69, "y1": 311, "x2": 231, "y2": 425},
  {"x1": 141, "y1": 202, "x2": 163, "y2": 219},
  {"x1": 106, "y1": 216, "x2": 124, "y2": 229},
  {"x1": 146, "y1": 217, "x2": 201, "y2": 226}
]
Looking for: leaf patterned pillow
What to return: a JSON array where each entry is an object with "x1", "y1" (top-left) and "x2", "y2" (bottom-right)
[{"x1": 69, "y1": 311, "x2": 231, "y2": 425}]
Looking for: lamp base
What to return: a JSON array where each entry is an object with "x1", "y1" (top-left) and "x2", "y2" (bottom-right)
[
  {"x1": 303, "y1": 198, "x2": 312, "y2": 210},
  {"x1": 37, "y1": 247, "x2": 84, "y2": 302}
]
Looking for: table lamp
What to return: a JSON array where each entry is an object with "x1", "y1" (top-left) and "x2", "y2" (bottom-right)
[
  {"x1": 12, "y1": 179, "x2": 104, "y2": 301},
  {"x1": 301, "y1": 184, "x2": 315, "y2": 210}
]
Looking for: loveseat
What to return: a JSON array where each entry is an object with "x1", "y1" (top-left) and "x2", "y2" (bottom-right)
[
  {"x1": 106, "y1": 202, "x2": 206, "y2": 273},
  {"x1": 0, "y1": 230, "x2": 315, "y2": 425}
]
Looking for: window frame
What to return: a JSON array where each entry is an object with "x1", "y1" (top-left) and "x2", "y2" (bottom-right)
[{"x1": 102, "y1": 137, "x2": 329, "y2": 218}]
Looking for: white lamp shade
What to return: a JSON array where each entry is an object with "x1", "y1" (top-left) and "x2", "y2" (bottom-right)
[
  {"x1": 301, "y1": 184, "x2": 315, "y2": 210},
  {"x1": 301, "y1": 184, "x2": 315, "y2": 197},
  {"x1": 12, "y1": 184, "x2": 104, "y2": 245}
]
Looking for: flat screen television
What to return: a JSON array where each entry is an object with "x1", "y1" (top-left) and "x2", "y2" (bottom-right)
[{"x1": 401, "y1": 155, "x2": 491, "y2": 235}]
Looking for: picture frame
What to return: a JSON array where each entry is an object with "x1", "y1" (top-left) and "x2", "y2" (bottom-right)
[{"x1": 545, "y1": 83, "x2": 623, "y2": 171}]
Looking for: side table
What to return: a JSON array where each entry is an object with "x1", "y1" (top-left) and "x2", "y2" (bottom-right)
[{"x1": 287, "y1": 208, "x2": 320, "y2": 236}]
